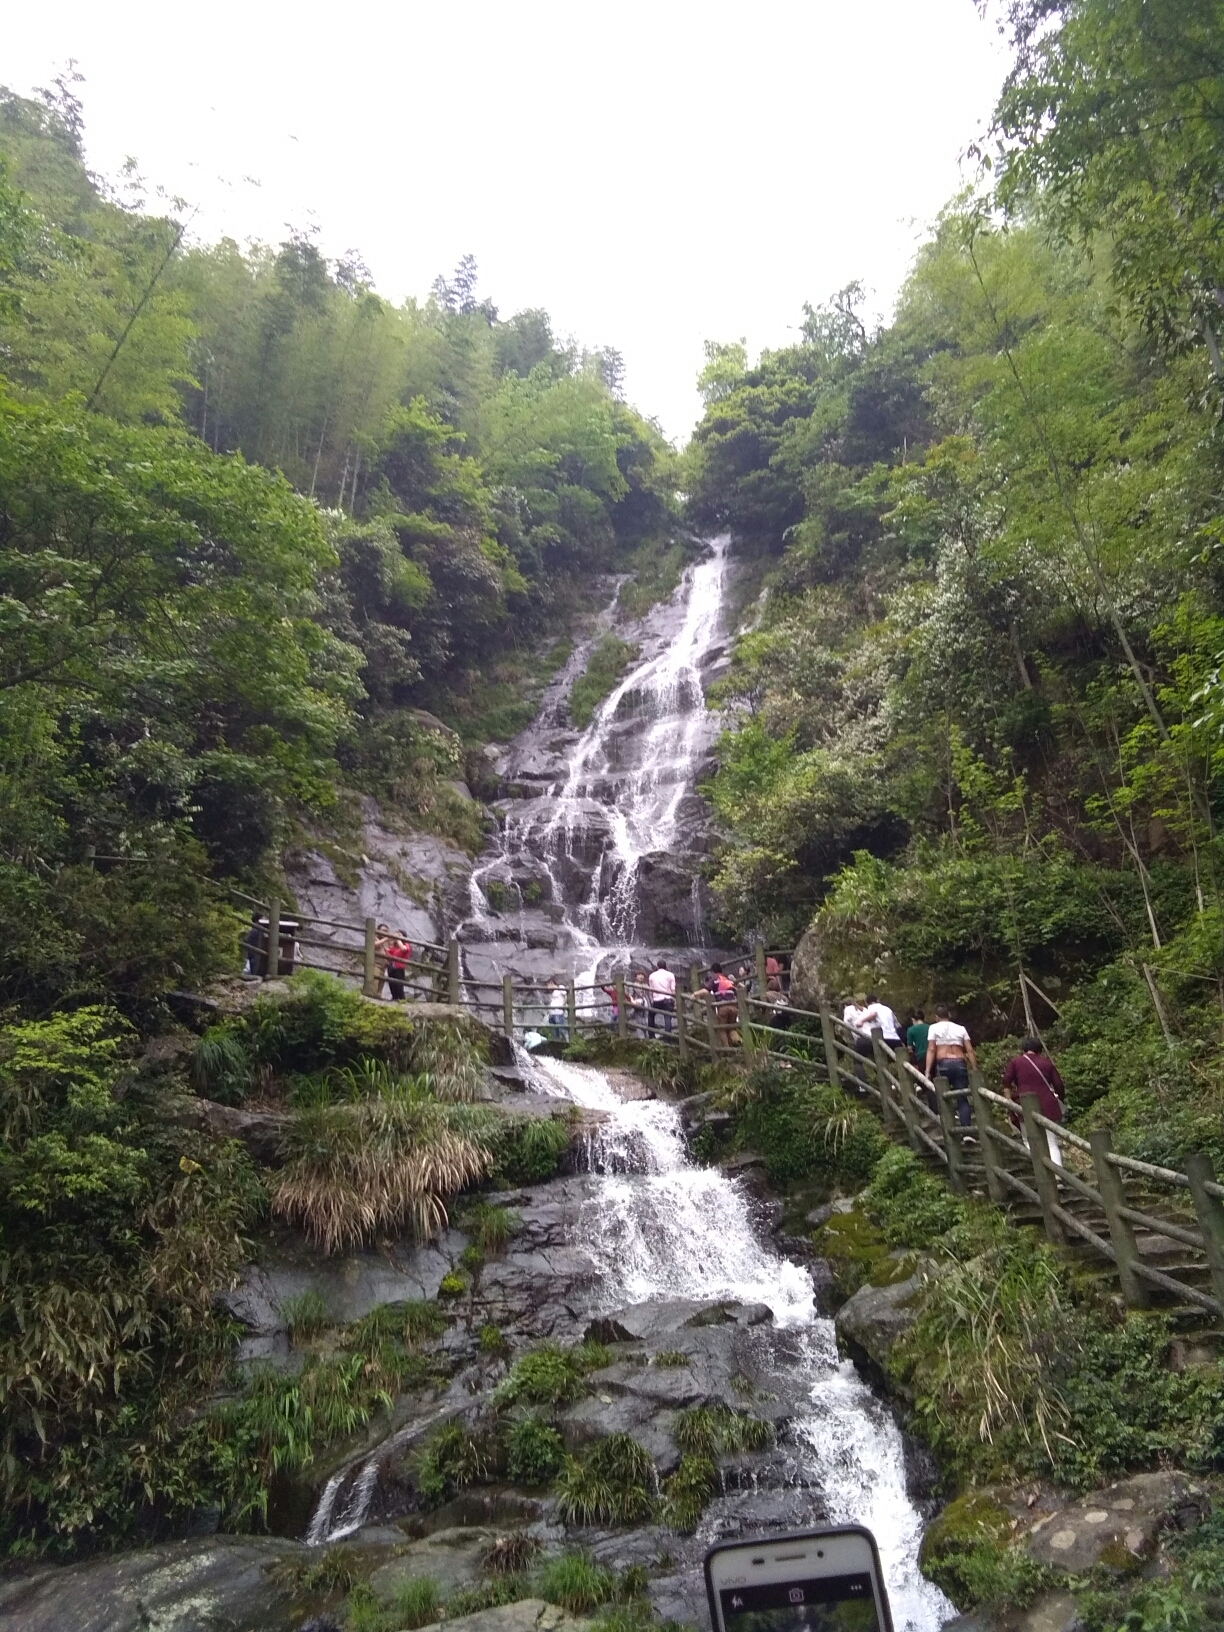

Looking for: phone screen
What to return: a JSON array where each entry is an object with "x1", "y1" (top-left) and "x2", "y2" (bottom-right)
[
  {"x1": 706, "y1": 1528, "x2": 890, "y2": 1632},
  {"x1": 718, "y1": 1574, "x2": 882, "y2": 1632}
]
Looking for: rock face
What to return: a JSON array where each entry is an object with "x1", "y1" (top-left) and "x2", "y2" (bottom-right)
[
  {"x1": 630, "y1": 852, "x2": 710, "y2": 945},
  {"x1": 833, "y1": 1270, "x2": 923, "y2": 1380},
  {"x1": 1025, "y1": 1471, "x2": 1210, "y2": 1573},
  {"x1": 0, "y1": 1536, "x2": 308, "y2": 1632},
  {"x1": 788, "y1": 920, "x2": 826, "y2": 1014}
]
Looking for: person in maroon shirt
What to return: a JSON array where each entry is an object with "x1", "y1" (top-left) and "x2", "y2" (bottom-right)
[{"x1": 1002, "y1": 1037, "x2": 1065, "y2": 1167}]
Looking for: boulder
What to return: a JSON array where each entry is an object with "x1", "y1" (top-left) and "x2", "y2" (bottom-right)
[
  {"x1": 629, "y1": 852, "x2": 707, "y2": 944},
  {"x1": 438, "y1": 1601, "x2": 589, "y2": 1632},
  {"x1": 0, "y1": 1536, "x2": 307, "y2": 1632},
  {"x1": 788, "y1": 919, "x2": 827, "y2": 1014},
  {"x1": 1025, "y1": 1471, "x2": 1210, "y2": 1573},
  {"x1": 368, "y1": 1525, "x2": 500, "y2": 1601},
  {"x1": 833, "y1": 1270, "x2": 923, "y2": 1379}
]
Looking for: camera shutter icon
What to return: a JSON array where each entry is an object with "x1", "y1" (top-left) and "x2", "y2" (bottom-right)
[{"x1": 788, "y1": 1589, "x2": 804, "y2": 1604}]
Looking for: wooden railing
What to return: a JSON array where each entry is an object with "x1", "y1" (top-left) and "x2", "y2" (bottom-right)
[{"x1": 231, "y1": 894, "x2": 1224, "y2": 1319}]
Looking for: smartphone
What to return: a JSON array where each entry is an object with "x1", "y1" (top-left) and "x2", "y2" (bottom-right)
[{"x1": 704, "y1": 1526, "x2": 894, "y2": 1632}]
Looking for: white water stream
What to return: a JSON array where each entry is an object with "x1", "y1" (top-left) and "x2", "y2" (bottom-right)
[{"x1": 530, "y1": 1056, "x2": 955, "y2": 1632}]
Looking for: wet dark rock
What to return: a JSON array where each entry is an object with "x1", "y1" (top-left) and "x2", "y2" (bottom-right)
[
  {"x1": 834, "y1": 1271, "x2": 924, "y2": 1386},
  {"x1": 630, "y1": 852, "x2": 708, "y2": 944},
  {"x1": 902, "y1": 1434, "x2": 944, "y2": 1516}
]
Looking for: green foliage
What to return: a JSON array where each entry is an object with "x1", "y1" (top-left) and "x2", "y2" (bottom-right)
[
  {"x1": 659, "y1": 1454, "x2": 718, "y2": 1534},
  {"x1": 280, "y1": 1291, "x2": 331, "y2": 1343},
  {"x1": 653, "y1": 1350, "x2": 690, "y2": 1368},
  {"x1": 1075, "y1": 1505, "x2": 1224, "y2": 1632},
  {"x1": 465, "y1": 1203, "x2": 520, "y2": 1254},
  {"x1": 536, "y1": 1552, "x2": 617, "y2": 1614},
  {"x1": 393, "y1": 1575, "x2": 441, "y2": 1629},
  {"x1": 568, "y1": 635, "x2": 639, "y2": 729},
  {"x1": 495, "y1": 1339, "x2": 608, "y2": 1407},
  {"x1": 862, "y1": 1146, "x2": 965, "y2": 1247},
  {"x1": 437, "y1": 1272, "x2": 467, "y2": 1297},
  {"x1": 554, "y1": 1433, "x2": 655, "y2": 1527},
  {"x1": 492, "y1": 1116, "x2": 570, "y2": 1185},
  {"x1": 478, "y1": 1323, "x2": 508, "y2": 1356},
  {"x1": 190, "y1": 1025, "x2": 254, "y2": 1107},
  {"x1": 720, "y1": 1066, "x2": 889, "y2": 1190},
  {"x1": 919, "y1": 1493, "x2": 1051, "y2": 1613},
  {"x1": 413, "y1": 1420, "x2": 497, "y2": 1507},
  {"x1": 505, "y1": 1415, "x2": 564, "y2": 1485},
  {"x1": 673, "y1": 1405, "x2": 774, "y2": 1459}
]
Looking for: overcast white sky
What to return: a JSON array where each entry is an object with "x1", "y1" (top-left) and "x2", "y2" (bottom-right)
[{"x1": 5, "y1": 1, "x2": 1011, "y2": 443}]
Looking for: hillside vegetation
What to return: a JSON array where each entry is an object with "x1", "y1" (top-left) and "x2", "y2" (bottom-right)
[{"x1": 690, "y1": 0, "x2": 1224, "y2": 1174}]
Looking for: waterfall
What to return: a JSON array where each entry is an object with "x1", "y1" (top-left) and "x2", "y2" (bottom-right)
[
  {"x1": 529, "y1": 1056, "x2": 955, "y2": 1632},
  {"x1": 461, "y1": 537, "x2": 730, "y2": 993}
]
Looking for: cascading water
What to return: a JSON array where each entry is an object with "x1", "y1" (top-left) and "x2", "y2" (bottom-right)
[
  {"x1": 304, "y1": 541, "x2": 952, "y2": 1630},
  {"x1": 462, "y1": 538, "x2": 731, "y2": 999},
  {"x1": 529, "y1": 1056, "x2": 955, "y2": 1632}
]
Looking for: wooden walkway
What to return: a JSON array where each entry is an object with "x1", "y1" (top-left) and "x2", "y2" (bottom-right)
[{"x1": 235, "y1": 893, "x2": 1224, "y2": 1324}]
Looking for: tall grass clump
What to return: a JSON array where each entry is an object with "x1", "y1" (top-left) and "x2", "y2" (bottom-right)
[
  {"x1": 272, "y1": 1082, "x2": 490, "y2": 1253},
  {"x1": 537, "y1": 1552, "x2": 618, "y2": 1613},
  {"x1": 555, "y1": 1432, "x2": 655, "y2": 1526}
]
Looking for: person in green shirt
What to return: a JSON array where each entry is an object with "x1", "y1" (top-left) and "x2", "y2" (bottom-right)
[{"x1": 906, "y1": 1008, "x2": 929, "y2": 1069}]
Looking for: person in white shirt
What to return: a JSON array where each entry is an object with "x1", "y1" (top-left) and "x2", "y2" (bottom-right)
[
  {"x1": 862, "y1": 992, "x2": 902, "y2": 1045},
  {"x1": 924, "y1": 1003, "x2": 979, "y2": 1127},
  {"x1": 647, "y1": 960, "x2": 677, "y2": 1037},
  {"x1": 548, "y1": 979, "x2": 569, "y2": 1042}
]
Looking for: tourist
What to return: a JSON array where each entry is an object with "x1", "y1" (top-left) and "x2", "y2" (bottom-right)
[
  {"x1": 765, "y1": 952, "x2": 783, "y2": 995},
  {"x1": 647, "y1": 959, "x2": 677, "y2": 1037},
  {"x1": 383, "y1": 930, "x2": 411, "y2": 1001},
  {"x1": 906, "y1": 1008, "x2": 929, "y2": 1070},
  {"x1": 548, "y1": 977, "x2": 569, "y2": 1041},
  {"x1": 842, "y1": 992, "x2": 874, "y2": 1059},
  {"x1": 601, "y1": 977, "x2": 620, "y2": 1028},
  {"x1": 862, "y1": 991, "x2": 903, "y2": 1048},
  {"x1": 706, "y1": 962, "x2": 739, "y2": 1048},
  {"x1": 627, "y1": 968, "x2": 648, "y2": 1036},
  {"x1": 924, "y1": 1004, "x2": 978, "y2": 1128},
  {"x1": 242, "y1": 910, "x2": 264, "y2": 977},
  {"x1": 1003, "y1": 1037, "x2": 1066, "y2": 1168}
]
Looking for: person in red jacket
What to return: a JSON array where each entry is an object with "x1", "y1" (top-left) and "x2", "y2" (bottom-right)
[{"x1": 1003, "y1": 1037, "x2": 1065, "y2": 1167}]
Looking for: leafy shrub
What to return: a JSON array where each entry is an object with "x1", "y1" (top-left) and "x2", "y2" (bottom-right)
[
  {"x1": 190, "y1": 1024, "x2": 254, "y2": 1105},
  {"x1": 438, "y1": 1271, "x2": 467, "y2": 1297},
  {"x1": 555, "y1": 1433, "x2": 655, "y2": 1526},
  {"x1": 280, "y1": 1290, "x2": 330, "y2": 1342},
  {"x1": 495, "y1": 1340, "x2": 608, "y2": 1406},
  {"x1": 506, "y1": 1415, "x2": 565, "y2": 1484},
  {"x1": 479, "y1": 1323, "x2": 508, "y2": 1356},
  {"x1": 660, "y1": 1454, "x2": 717, "y2": 1532},
  {"x1": 537, "y1": 1552, "x2": 617, "y2": 1613},
  {"x1": 493, "y1": 1117, "x2": 570, "y2": 1184},
  {"x1": 414, "y1": 1421, "x2": 497, "y2": 1506},
  {"x1": 569, "y1": 635, "x2": 639, "y2": 729},
  {"x1": 863, "y1": 1146, "x2": 965, "y2": 1247},
  {"x1": 394, "y1": 1575, "x2": 441, "y2": 1629},
  {"x1": 460, "y1": 1244, "x2": 484, "y2": 1274},
  {"x1": 730, "y1": 1068, "x2": 888, "y2": 1189}
]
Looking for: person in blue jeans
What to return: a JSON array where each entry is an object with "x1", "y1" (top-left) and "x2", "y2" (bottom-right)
[{"x1": 924, "y1": 1004, "x2": 979, "y2": 1128}]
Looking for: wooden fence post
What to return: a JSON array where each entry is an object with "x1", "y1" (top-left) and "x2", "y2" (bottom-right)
[
  {"x1": 1185, "y1": 1153, "x2": 1224, "y2": 1315},
  {"x1": 1089, "y1": 1129, "x2": 1150, "y2": 1307},
  {"x1": 503, "y1": 972, "x2": 514, "y2": 1039},
  {"x1": 894, "y1": 1048, "x2": 923, "y2": 1154},
  {"x1": 1020, "y1": 1092, "x2": 1065, "y2": 1244},
  {"x1": 869, "y1": 1027, "x2": 895, "y2": 1122},
  {"x1": 755, "y1": 941, "x2": 767, "y2": 997},
  {"x1": 264, "y1": 898, "x2": 280, "y2": 981},
  {"x1": 447, "y1": 939, "x2": 461, "y2": 1005},
  {"x1": 737, "y1": 986, "x2": 754, "y2": 1059},
  {"x1": 970, "y1": 1069, "x2": 1007, "y2": 1205},
  {"x1": 363, "y1": 917, "x2": 378, "y2": 997},
  {"x1": 689, "y1": 964, "x2": 702, "y2": 994},
  {"x1": 819, "y1": 1003, "x2": 843, "y2": 1092},
  {"x1": 935, "y1": 1082, "x2": 966, "y2": 1194},
  {"x1": 675, "y1": 989, "x2": 689, "y2": 1061},
  {"x1": 614, "y1": 973, "x2": 628, "y2": 1040},
  {"x1": 567, "y1": 978, "x2": 577, "y2": 1042}
]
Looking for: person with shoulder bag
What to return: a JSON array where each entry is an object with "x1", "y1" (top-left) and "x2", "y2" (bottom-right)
[{"x1": 1002, "y1": 1036, "x2": 1065, "y2": 1167}]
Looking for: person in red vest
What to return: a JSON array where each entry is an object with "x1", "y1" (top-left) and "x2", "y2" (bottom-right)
[
  {"x1": 1003, "y1": 1036, "x2": 1065, "y2": 1167},
  {"x1": 383, "y1": 931, "x2": 411, "y2": 1001}
]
